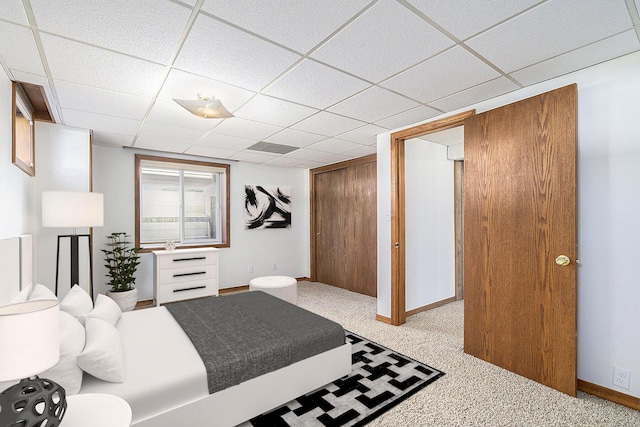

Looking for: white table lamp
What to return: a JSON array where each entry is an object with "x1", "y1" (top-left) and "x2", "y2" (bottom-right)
[{"x1": 0, "y1": 300, "x2": 66, "y2": 426}]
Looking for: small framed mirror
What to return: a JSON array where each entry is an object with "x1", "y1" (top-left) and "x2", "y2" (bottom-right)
[{"x1": 12, "y1": 81, "x2": 35, "y2": 177}]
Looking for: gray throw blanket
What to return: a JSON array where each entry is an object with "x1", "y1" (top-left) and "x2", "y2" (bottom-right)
[{"x1": 165, "y1": 291, "x2": 345, "y2": 394}]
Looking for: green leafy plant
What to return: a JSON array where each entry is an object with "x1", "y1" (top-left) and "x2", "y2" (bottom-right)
[{"x1": 102, "y1": 232, "x2": 141, "y2": 292}]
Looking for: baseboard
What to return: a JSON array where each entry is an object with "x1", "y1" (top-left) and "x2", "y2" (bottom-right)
[
  {"x1": 296, "y1": 277, "x2": 311, "y2": 281},
  {"x1": 219, "y1": 285, "x2": 249, "y2": 294},
  {"x1": 375, "y1": 314, "x2": 392, "y2": 324},
  {"x1": 577, "y1": 379, "x2": 639, "y2": 410},
  {"x1": 406, "y1": 296, "x2": 457, "y2": 317},
  {"x1": 135, "y1": 299, "x2": 154, "y2": 309}
]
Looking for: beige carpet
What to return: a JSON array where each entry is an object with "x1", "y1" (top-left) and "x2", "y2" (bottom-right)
[{"x1": 295, "y1": 281, "x2": 640, "y2": 427}]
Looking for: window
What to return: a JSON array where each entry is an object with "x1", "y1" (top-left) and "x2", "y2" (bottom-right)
[
  {"x1": 12, "y1": 82, "x2": 35, "y2": 176},
  {"x1": 135, "y1": 155, "x2": 230, "y2": 250}
]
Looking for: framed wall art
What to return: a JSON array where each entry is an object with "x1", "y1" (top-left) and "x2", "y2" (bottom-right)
[{"x1": 244, "y1": 185, "x2": 291, "y2": 229}]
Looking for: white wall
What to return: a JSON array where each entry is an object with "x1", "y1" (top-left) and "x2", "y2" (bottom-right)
[
  {"x1": 376, "y1": 131, "x2": 391, "y2": 317},
  {"x1": 92, "y1": 145, "x2": 310, "y2": 300},
  {"x1": 0, "y1": 71, "x2": 34, "y2": 239},
  {"x1": 377, "y1": 51, "x2": 640, "y2": 397},
  {"x1": 33, "y1": 123, "x2": 91, "y2": 294},
  {"x1": 404, "y1": 141, "x2": 455, "y2": 311}
]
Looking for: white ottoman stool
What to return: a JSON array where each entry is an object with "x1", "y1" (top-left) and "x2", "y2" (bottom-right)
[{"x1": 249, "y1": 276, "x2": 297, "y2": 305}]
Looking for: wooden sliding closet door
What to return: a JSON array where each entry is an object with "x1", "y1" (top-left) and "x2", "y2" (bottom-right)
[
  {"x1": 464, "y1": 85, "x2": 577, "y2": 396},
  {"x1": 311, "y1": 155, "x2": 377, "y2": 297}
]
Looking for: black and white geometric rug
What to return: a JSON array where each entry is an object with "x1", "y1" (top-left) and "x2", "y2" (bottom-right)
[{"x1": 244, "y1": 331, "x2": 445, "y2": 427}]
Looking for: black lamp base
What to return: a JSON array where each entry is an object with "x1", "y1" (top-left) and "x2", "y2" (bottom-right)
[{"x1": 0, "y1": 377, "x2": 66, "y2": 426}]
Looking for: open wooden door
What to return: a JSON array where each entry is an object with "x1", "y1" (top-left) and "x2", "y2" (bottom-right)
[{"x1": 463, "y1": 84, "x2": 577, "y2": 396}]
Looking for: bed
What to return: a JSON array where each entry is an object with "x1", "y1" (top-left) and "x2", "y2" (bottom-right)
[{"x1": 0, "y1": 235, "x2": 352, "y2": 426}]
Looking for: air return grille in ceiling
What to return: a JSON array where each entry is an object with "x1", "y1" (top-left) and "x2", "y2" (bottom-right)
[{"x1": 247, "y1": 141, "x2": 299, "y2": 155}]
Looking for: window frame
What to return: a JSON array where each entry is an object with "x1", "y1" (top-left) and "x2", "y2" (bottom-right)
[
  {"x1": 135, "y1": 154, "x2": 230, "y2": 252},
  {"x1": 12, "y1": 82, "x2": 36, "y2": 177}
]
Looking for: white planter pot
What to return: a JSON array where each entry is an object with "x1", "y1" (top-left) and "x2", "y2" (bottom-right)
[{"x1": 107, "y1": 288, "x2": 138, "y2": 312}]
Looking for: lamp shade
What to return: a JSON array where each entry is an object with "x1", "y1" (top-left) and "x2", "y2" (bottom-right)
[
  {"x1": 0, "y1": 300, "x2": 60, "y2": 381},
  {"x1": 42, "y1": 191, "x2": 104, "y2": 228}
]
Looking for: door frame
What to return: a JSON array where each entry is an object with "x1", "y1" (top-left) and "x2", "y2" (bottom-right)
[{"x1": 389, "y1": 110, "x2": 475, "y2": 326}]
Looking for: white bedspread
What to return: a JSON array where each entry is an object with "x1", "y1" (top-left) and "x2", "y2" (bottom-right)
[{"x1": 79, "y1": 306, "x2": 208, "y2": 424}]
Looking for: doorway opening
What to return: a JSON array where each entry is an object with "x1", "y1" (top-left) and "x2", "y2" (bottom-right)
[{"x1": 389, "y1": 110, "x2": 474, "y2": 326}]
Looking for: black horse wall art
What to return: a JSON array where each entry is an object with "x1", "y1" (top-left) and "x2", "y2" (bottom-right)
[{"x1": 244, "y1": 185, "x2": 292, "y2": 229}]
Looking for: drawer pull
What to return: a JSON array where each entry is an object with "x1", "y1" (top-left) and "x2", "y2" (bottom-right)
[
  {"x1": 174, "y1": 285, "x2": 206, "y2": 293},
  {"x1": 173, "y1": 257, "x2": 207, "y2": 262},
  {"x1": 173, "y1": 271, "x2": 206, "y2": 278}
]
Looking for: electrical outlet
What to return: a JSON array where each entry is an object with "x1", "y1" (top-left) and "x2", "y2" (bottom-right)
[
  {"x1": 271, "y1": 263, "x2": 277, "y2": 270},
  {"x1": 613, "y1": 366, "x2": 631, "y2": 389},
  {"x1": 247, "y1": 265, "x2": 253, "y2": 273}
]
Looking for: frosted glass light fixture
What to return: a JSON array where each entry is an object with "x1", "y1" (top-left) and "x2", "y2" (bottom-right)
[{"x1": 173, "y1": 93, "x2": 234, "y2": 119}]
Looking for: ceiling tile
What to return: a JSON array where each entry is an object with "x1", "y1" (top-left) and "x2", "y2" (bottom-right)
[
  {"x1": 185, "y1": 145, "x2": 239, "y2": 159},
  {"x1": 234, "y1": 95, "x2": 318, "y2": 127},
  {"x1": 200, "y1": 0, "x2": 371, "y2": 53},
  {"x1": 466, "y1": 0, "x2": 634, "y2": 73},
  {"x1": 284, "y1": 148, "x2": 351, "y2": 164},
  {"x1": 291, "y1": 111, "x2": 366, "y2": 136},
  {"x1": 336, "y1": 124, "x2": 390, "y2": 145},
  {"x1": 196, "y1": 133, "x2": 256, "y2": 151},
  {"x1": 134, "y1": 122, "x2": 205, "y2": 151},
  {"x1": 41, "y1": 34, "x2": 166, "y2": 98},
  {"x1": 0, "y1": 0, "x2": 29, "y2": 25},
  {"x1": 174, "y1": 14, "x2": 301, "y2": 91},
  {"x1": 157, "y1": 69, "x2": 254, "y2": 112},
  {"x1": 30, "y1": 0, "x2": 192, "y2": 65},
  {"x1": 9, "y1": 70, "x2": 49, "y2": 87},
  {"x1": 428, "y1": 77, "x2": 520, "y2": 112},
  {"x1": 92, "y1": 131, "x2": 136, "y2": 148},
  {"x1": 264, "y1": 128, "x2": 326, "y2": 147},
  {"x1": 284, "y1": 148, "x2": 349, "y2": 164},
  {"x1": 381, "y1": 46, "x2": 501, "y2": 103},
  {"x1": 61, "y1": 109, "x2": 141, "y2": 135},
  {"x1": 230, "y1": 150, "x2": 280, "y2": 164},
  {"x1": 263, "y1": 156, "x2": 309, "y2": 168},
  {"x1": 0, "y1": 22, "x2": 46, "y2": 76},
  {"x1": 406, "y1": 0, "x2": 541, "y2": 40},
  {"x1": 328, "y1": 86, "x2": 420, "y2": 122},
  {"x1": 263, "y1": 59, "x2": 371, "y2": 109},
  {"x1": 510, "y1": 30, "x2": 640, "y2": 86},
  {"x1": 211, "y1": 117, "x2": 282, "y2": 141},
  {"x1": 306, "y1": 138, "x2": 366, "y2": 154},
  {"x1": 342, "y1": 144, "x2": 377, "y2": 158},
  {"x1": 310, "y1": 0, "x2": 455, "y2": 83},
  {"x1": 146, "y1": 99, "x2": 221, "y2": 132},
  {"x1": 374, "y1": 105, "x2": 441, "y2": 129},
  {"x1": 55, "y1": 80, "x2": 152, "y2": 120}
]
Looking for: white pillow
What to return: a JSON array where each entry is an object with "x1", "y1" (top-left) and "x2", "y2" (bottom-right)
[
  {"x1": 29, "y1": 284, "x2": 58, "y2": 301},
  {"x1": 60, "y1": 285, "x2": 93, "y2": 318},
  {"x1": 10, "y1": 283, "x2": 33, "y2": 303},
  {"x1": 77, "y1": 317, "x2": 125, "y2": 383},
  {"x1": 80, "y1": 294, "x2": 121, "y2": 326},
  {"x1": 39, "y1": 311, "x2": 86, "y2": 394}
]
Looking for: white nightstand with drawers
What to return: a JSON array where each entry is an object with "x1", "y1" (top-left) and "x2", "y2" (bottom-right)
[{"x1": 153, "y1": 247, "x2": 219, "y2": 306}]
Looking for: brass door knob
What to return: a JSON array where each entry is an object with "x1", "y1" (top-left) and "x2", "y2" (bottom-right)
[{"x1": 555, "y1": 255, "x2": 570, "y2": 266}]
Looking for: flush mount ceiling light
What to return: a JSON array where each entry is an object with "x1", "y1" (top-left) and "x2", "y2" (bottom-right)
[{"x1": 173, "y1": 93, "x2": 234, "y2": 119}]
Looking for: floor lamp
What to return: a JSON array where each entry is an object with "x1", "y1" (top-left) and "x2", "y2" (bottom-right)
[{"x1": 42, "y1": 191, "x2": 103, "y2": 298}]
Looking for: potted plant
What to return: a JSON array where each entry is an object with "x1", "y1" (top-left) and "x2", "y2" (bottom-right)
[{"x1": 103, "y1": 232, "x2": 140, "y2": 311}]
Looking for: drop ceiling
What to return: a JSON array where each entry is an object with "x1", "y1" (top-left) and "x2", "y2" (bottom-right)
[{"x1": 1, "y1": 0, "x2": 638, "y2": 169}]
